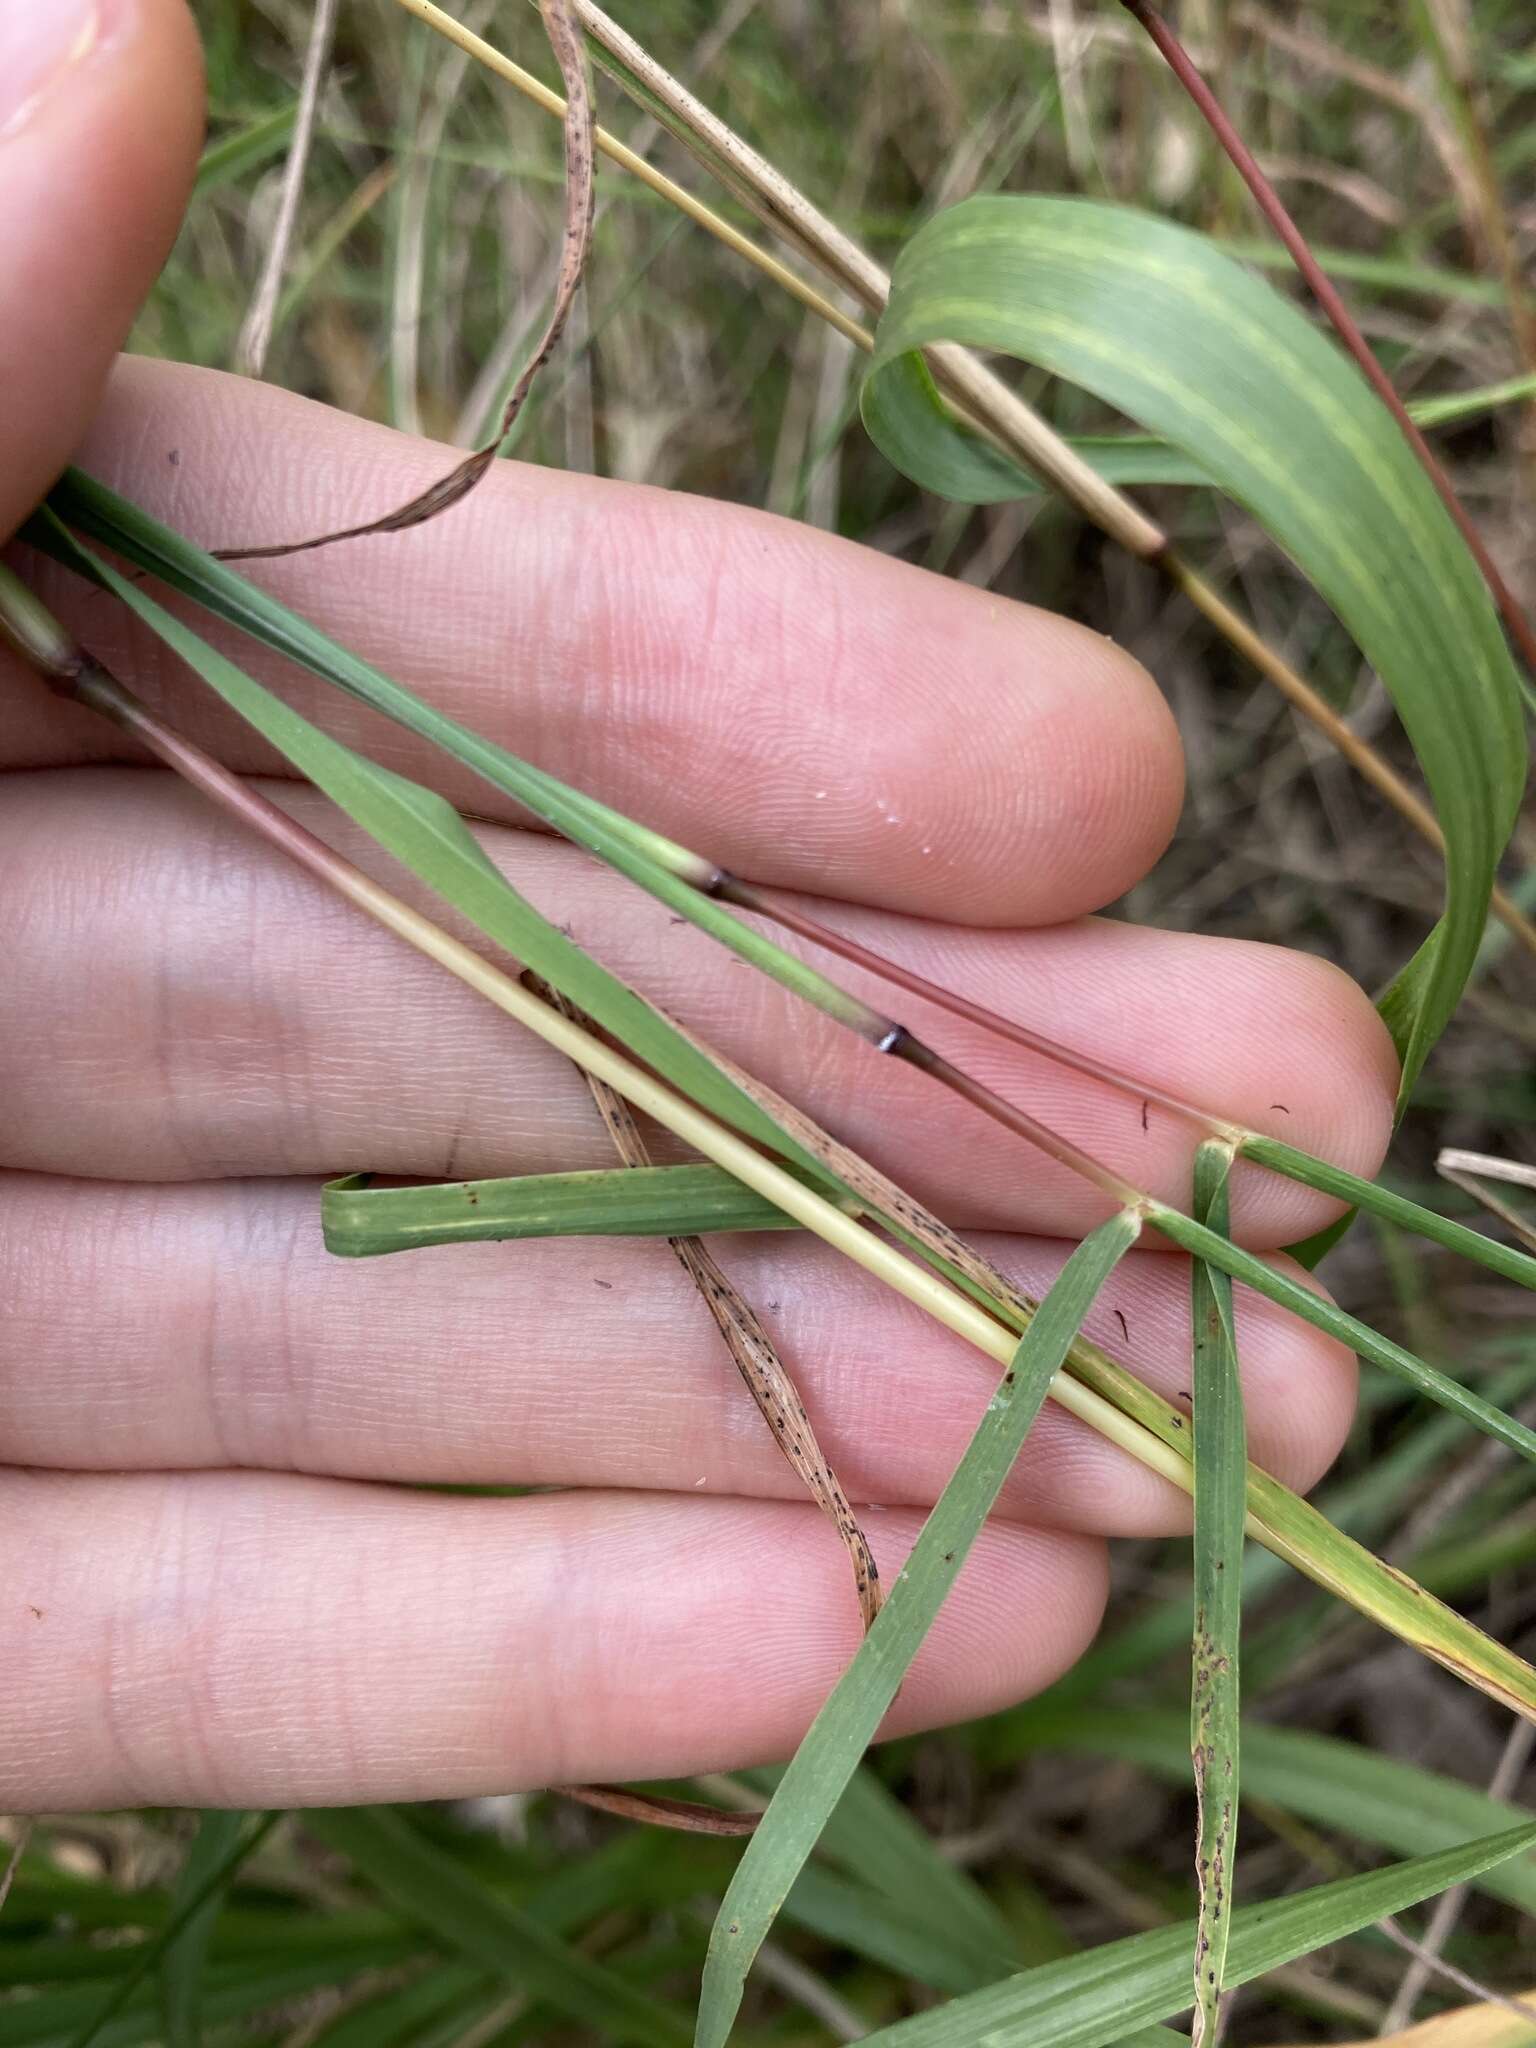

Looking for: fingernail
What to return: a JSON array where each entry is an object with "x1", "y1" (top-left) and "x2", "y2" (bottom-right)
[{"x1": 0, "y1": 0, "x2": 103, "y2": 139}]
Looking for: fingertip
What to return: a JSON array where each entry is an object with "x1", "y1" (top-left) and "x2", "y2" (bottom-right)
[
  {"x1": 667, "y1": 508, "x2": 1187, "y2": 923},
  {"x1": 853, "y1": 603, "x2": 1187, "y2": 927},
  {"x1": 0, "y1": 0, "x2": 204, "y2": 538},
  {"x1": 1227, "y1": 946, "x2": 1400, "y2": 1241}
]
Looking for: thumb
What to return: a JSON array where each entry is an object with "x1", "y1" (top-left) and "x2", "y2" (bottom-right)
[{"x1": 0, "y1": 0, "x2": 204, "y2": 540}]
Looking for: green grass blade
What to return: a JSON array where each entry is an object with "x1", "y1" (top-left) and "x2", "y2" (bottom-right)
[
  {"x1": 850, "y1": 1823, "x2": 1536, "y2": 2048},
  {"x1": 695, "y1": 1210, "x2": 1141, "y2": 2048},
  {"x1": 14, "y1": 1945, "x2": 421, "y2": 2048},
  {"x1": 43, "y1": 472, "x2": 884, "y2": 1044},
  {"x1": 65, "y1": 1815, "x2": 280, "y2": 2048},
  {"x1": 305, "y1": 1965, "x2": 487, "y2": 2047},
  {"x1": 780, "y1": 1865, "x2": 1018, "y2": 1994},
  {"x1": 743, "y1": 1760, "x2": 1027, "y2": 1975},
  {"x1": 807, "y1": 1765, "x2": 1026, "y2": 1964},
  {"x1": 1147, "y1": 1199, "x2": 1536, "y2": 1461},
  {"x1": 193, "y1": 102, "x2": 300, "y2": 194},
  {"x1": 156, "y1": 1811, "x2": 249, "y2": 2048},
  {"x1": 1240, "y1": 1133, "x2": 1536, "y2": 1288},
  {"x1": 1220, "y1": 238, "x2": 1506, "y2": 305},
  {"x1": 303, "y1": 1809, "x2": 689, "y2": 2048},
  {"x1": 1189, "y1": 1145, "x2": 1243, "y2": 2046},
  {"x1": 1033, "y1": 1353, "x2": 1536, "y2": 1714},
  {"x1": 863, "y1": 196, "x2": 1527, "y2": 1093},
  {"x1": 33, "y1": 514, "x2": 845, "y2": 1192},
  {"x1": 321, "y1": 1164, "x2": 812, "y2": 1254},
  {"x1": 862, "y1": 361, "x2": 1536, "y2": 500},
  {"x1": 997, "y1": 1709, "x2": 1536, "y2": 1915},
  {"x1": 1408, "y1": 369, "x2": 1536, "y2": 428},
  {"x1": 1060, "y1": 1338, "x2": 1536, "y2": 1716}
]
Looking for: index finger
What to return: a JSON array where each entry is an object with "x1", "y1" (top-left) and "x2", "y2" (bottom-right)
[{"x1": 9, "y1": 355, "x2": 1184, "y2": 925}]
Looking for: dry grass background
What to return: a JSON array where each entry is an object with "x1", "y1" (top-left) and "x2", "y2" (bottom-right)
[{"x1": 5, "y1": 0, "x2": 1535, "y2": 2040}]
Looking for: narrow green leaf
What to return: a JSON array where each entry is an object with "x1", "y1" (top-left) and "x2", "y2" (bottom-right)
[
  {"x1": 1241, "y1": 1133, "x2": 1536, "y2": 1290},
  {"x1": 1220, "y1": 238, "x2": 1506, "y2": 305},
  {"x1": 1147, "y1": 1199, "x2": 1536, "y2": 1461},
  {"x1": 65, "y1": 1815, "x2": 280, "y2": 2048},
  {"x1": 303, "y1": 1808, "x2": 689, "y2": 2048},
  {"x1": 305, "y1": 1966, "x2": 488, "y2": 2047},
  {"x1": 157, "y1": 1810, "x2": 249, "y2": 2048},
  {"x1": 860, "y1": 357, "x2": 1536, "y2": 500},
  {"x1": 1060, "y1": 1333, "x2": 1536, "y2": 1716},
  {"x1": 781, "y1": 1864, "x2": 1017, "y2": 1995},
  {"x1": 1001, "y1": 1708, "x2": 1536, "y2": 1915},
  {"x1": 695, "y1": 1211, "x2": 1141, "y2": 2048},
  {"x1": 34, "y1": 513, "x2": 838, "y2": 1187},
  {"x1": 1030, "y1": 1354, "x2": 1536, "y2": 1714},
  {"x1": 863, "y1": 195, "x2": 1527, "y2": 1091},
  {"x1": 44, "y1": 472, "x2": 885, "y2": 1045},
  {"x1": 805, "y1": 1764, "x2": 1027, "y2": 1966},
  {"x1": 193, "y1": 103, "x2": 300, "y2": 194},
  {"x1": 321, "y1": 1164, "x2": 812, "y2": 1255},
  {"x1": 742, "y1": 1760, "x2": 1028, "y2": 1979},
  {"x1": 1189, "y1": 1145, "x2": 1243, "y2": 2046},
  {"x1": 853, "y1": 1823, "x2": 1536, "y2": 2048},
  {"x1": 16, "y1": 1944, "x2": 418, "y2": 2048},
  {"x1": 1408, "y1": 369, "x2": 1536, "y2": 429}
]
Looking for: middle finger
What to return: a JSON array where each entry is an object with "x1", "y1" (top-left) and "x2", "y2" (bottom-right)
[
  {"x1": 0, "y1": 1172, "x2": 1357, "y2": 1535},
  {"x1": 0, "y1": 768, "x2": 1397, "y2": 1244}
]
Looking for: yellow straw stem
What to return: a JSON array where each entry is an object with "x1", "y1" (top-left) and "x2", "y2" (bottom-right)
[{"x1": 389, "y1": 0, "x2": 874, "y2": 350}]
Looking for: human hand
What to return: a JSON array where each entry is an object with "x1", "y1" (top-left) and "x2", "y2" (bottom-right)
[{"x1": 0, "y1": 0, "x2": 1397, "y2": 1812}]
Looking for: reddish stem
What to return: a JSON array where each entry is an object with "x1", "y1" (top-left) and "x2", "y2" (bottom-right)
[
  {"x1": 717, "y1": 875, "x2": 1235, "y2": 1141},
  {"x1": 1119, "y1": 0, "x2": 1536, "y2": 679}
]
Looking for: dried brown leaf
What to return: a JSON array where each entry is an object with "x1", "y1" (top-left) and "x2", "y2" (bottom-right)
[{"x1": 217, "y1": 0, "x2": 595, "y2": 562}]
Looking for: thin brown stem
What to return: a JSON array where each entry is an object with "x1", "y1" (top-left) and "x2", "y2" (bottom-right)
[
  {"x1": 398, "y1": 0, "x2": 1536, "y2": 962},
  {"x1": 533, "y1": 977, "x2": 883, "y2": 1634},
  {"x1": 221, "y1": 0, "x2": 596, "y2": 561},
  {"x1": 716, "y1": 874, "x2": 1238, "y2": 1141},
  {"x1": 1119, "y1": 0, "x2": 1536, "y2": 678},
  {"x1": 901, "y1": 1038, "x2": 1147, "y2": 1209},
  {"x1": 555, "y1": 1785, "x2": 761, "y2": 1837}
]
